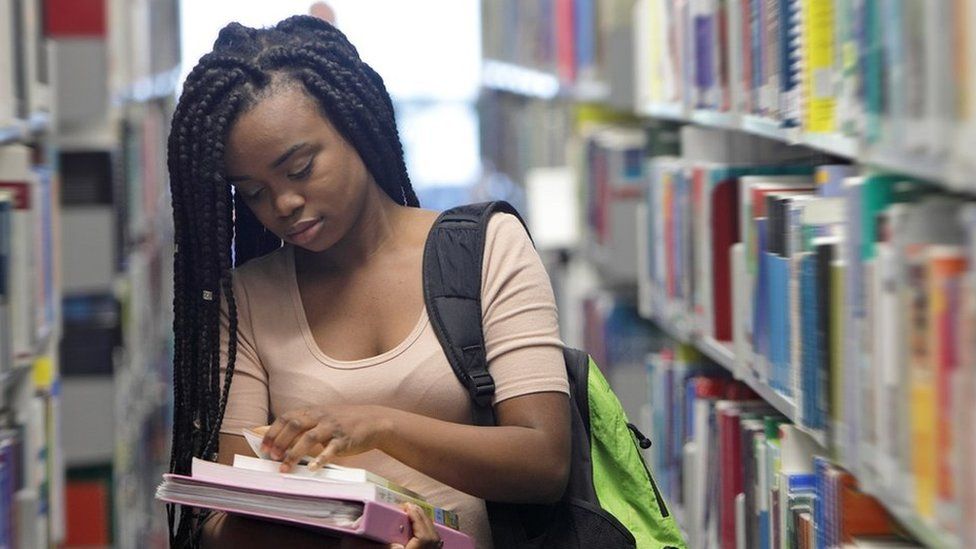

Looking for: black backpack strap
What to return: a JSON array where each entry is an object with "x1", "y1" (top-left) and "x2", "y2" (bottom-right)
[{"x1": 422, "y1": 201, "x2": 529, "y2": 426}]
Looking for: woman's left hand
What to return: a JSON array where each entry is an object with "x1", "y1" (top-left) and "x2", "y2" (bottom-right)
[{"x1": 259, "y1": 405, "x2": 393, "y2": 473}]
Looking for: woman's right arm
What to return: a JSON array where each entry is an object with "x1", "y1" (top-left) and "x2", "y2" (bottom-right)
[{"x1": 200, "y1": 434, "x2": 344, "y2": 548}]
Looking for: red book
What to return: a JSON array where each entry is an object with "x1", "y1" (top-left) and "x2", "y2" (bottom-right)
[
  {"x1": 44, "y1": 0, "x2": 106, "y2": 37},
  {"x1": 718, "y1": 404, "x2": 745, "y2": 549},
  {"x1": 555, "y1": 0, "x2": 576, "y2": 82},
  {"x1": 711, "y1": 177, "x2": 740, "y2": 341},
  {"x1": 740, "y1": 0, "x2": 753, "y2": 113}
]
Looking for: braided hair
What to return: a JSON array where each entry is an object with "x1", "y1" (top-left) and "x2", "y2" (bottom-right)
[{"x1": 166, "y1": 15, "x2": 418, "y2": 546}]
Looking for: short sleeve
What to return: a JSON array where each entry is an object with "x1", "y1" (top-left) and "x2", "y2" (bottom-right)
[
  {"x1": 218, "y1": 272, "x2": 271, "y2": 436},
  {"x1": 481, "y1": 213, "x2": 570, "y2": 404}
]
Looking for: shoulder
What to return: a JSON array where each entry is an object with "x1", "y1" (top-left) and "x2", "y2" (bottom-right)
[
  {"x1": 230, "y1": 245, "x2": 291, "y2": 293},
  {"x1": 485, "y1": 212, "x2": 531, "y2": 249}
]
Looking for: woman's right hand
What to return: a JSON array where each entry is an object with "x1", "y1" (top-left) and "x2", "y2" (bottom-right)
[
  {"x1": 337, "y1": 503, "x2": 443, "y2": 549},
  {"x1": 399, "y1": 503, "x2": 443, "y2": 549}
]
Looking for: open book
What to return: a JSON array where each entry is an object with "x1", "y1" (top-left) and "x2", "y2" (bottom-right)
[
  {"x1": 240, "y1": 429, "x2": 426, "y2": 500},
  {"x1": 156, "y1": 458, "x2": 470, "y2": 548}
]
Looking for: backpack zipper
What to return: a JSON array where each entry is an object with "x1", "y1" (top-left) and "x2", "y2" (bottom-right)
[
  {"x1": 627, "y1": 423, "x2": 670, "y2": 517},
  {"x1": 627, "y1": 423, "x2": 652, "y2": 449}
]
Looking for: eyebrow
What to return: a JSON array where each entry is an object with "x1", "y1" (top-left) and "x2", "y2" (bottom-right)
[
  {"x1": 224, "y1": 142, "x2": 309, "y2": 184},
  {"x1": 226, "y1": 141, "x2": 308, "y2": 185},
  {"x1": 270, "y1": 142, "x2": 308, "y2": 169}
]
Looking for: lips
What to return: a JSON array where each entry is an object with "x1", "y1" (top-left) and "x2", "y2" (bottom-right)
[
  {"x1": 286, "y1": 217, "x2": 323, "y2": 245},
  {"x1": 287, "y1": 218, "x2": 322, "y2": 236}
]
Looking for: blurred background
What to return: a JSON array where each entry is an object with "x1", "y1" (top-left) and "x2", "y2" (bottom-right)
[{"x1": 2, "y1": 0, "x2": 976, "y2": 547}]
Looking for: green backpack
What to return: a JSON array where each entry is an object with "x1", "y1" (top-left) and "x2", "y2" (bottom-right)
[{"x1": 422, "y1": 201, "x2": 686, "y2": 548}]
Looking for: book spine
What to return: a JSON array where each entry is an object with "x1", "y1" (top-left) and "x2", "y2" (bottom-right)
[{"x1": 801, "y1": 0, "x2": 835, "y2": 132}]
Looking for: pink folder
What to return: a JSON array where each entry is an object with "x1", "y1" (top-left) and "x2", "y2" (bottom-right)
[{"x1": 157, "y1": 459, "x2": 474, "y2": 548}]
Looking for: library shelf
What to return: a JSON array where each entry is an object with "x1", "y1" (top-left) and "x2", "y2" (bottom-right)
[
  {"x1": 861, "y1": 481, "x2": 960, "y2": 549},
  {"x1": 480, "y1": 58, "x2": 612, "y2": 104},
  {"x1": 644, "y1": 301, "x2": 961, "y2": 548},
  {"x1": 637, "y1": 101, "x2": 969, "y2": 190}
]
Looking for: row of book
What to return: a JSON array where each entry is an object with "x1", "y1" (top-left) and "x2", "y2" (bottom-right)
[
  {"x1": 646, "y1": 344, "x2": 920, "y2": 549},
  {"x1": 620, "y1": 123, "x2": 976, "y2": 545},
  {"x1": 0, "y1": 144, "x2": 59, "y2": 375},
  {"x1": 480, "y1": 0, "x2": 609, "y2": 86},
  {"x1": 112, "y1": 98, "x2": 177, "y2": 549},
  {"x1": 0, "y1": 396, "x2": 61, "y2": 549},
  {"x1": 477, "y1": 89, "x2": 572, "y2": 193},
  {"x1": 0, "y1": 0, "x2": 51, "y2": 127},
  {"x1": 0, "y1": 144, "x2": 64, "y2": 545},
  {"x1": 633, "y1": 0, "x2": 976, "y2": 163}
]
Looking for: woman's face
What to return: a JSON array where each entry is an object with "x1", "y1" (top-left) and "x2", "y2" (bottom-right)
[{"x1": 224, "y1": 83, "x2": 373, "y2": 252}]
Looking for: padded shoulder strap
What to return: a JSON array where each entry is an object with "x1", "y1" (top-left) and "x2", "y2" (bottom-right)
[{"x1": 422, "y1": 201, "x2": 529, "y2": 426}]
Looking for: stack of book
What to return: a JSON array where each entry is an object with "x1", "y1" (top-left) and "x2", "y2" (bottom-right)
[{"x1": 156, "y1": 431, "x2": 471, "y2": 548}]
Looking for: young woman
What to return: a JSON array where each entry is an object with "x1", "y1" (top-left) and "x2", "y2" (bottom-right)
[{"x1": 167, "y1": 15, "x2": 571, "y2": 549}]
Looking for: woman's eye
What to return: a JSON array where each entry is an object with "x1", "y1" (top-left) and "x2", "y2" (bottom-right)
[
  {"x1": 244, "y1": 188, "x2": 264, "y2": 200},
  {"x1": 287, "y1": 159, "x2": 314, "y2": 180}
]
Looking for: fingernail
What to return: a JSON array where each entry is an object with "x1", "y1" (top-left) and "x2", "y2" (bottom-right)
[{"x1": 308, "y1": 460, "x2": 320, "y2": 471}]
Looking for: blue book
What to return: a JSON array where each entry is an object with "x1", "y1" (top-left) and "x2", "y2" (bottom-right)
[
  {"x1": 769, "y1": 254, "x2": 791, "y2": 395},
  {"x1": 752, "y1": 218, "x2": 770, "y2": 371},
  {"x1": 813, "y1": 456, "x2": 830, "y2": 549},
  {"x1": 779, "y1": 0, "x2": 802, "y2": 126},
  {"x1": 751, "y1": 0, "x2": 764, "y2": 113},
  {"x1": 693, "y1": 10, "x2": 715, "y2": 107},
  {"x1": 800, "y1": 254, "x2": 820, "y2": 428},
  {"x1": 574, "y1": 0, "x2": 595, "y2": 73}
]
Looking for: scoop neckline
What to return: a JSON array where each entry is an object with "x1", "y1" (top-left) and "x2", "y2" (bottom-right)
[{"x1": 285, "y1": 244, "x2": 429, "y2": 369}]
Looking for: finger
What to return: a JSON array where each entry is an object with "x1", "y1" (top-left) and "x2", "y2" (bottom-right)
[
  {"x1": 269, "y1": 416, "x2": 309, "y2": 461},
  {"x1": 308, "y1": 437, "x2": 344, "y2": 471},
  {"x1": 280, "y1": 426, "x2": 330, "y2": 473},
  {"x1": 406, "y1": 503, "x2": 439, "y2": 543},
  {"x1": 260, "y1": 418, "x2": 285, "y2": 454}
]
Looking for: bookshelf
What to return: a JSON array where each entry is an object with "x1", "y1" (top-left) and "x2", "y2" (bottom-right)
[
  {"x1": 480, "y1": 0, "x2": 976, "y2": 547},
  {"x1": 0, "y1": 21, "x2": 65, "y2": 549}
]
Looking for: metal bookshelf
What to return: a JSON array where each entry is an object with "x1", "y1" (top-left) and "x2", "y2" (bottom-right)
[
  {"x1": 481, "y1": 58, "x2": 610, "y2": 103},
  {"x1": 638, "y1": 102, "x2": 970, "y2": 190},
  {"x1": 0, "y1": 112, "x2": 51, "y2": 145}
]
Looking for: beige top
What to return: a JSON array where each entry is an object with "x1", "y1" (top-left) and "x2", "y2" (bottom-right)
[{"x1": 218, "y1": 213, "x2": 570, "y2": 548}]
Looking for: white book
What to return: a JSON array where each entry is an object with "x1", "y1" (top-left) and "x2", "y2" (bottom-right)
[
  {"x1": 19, "y1": 0, "x2": 51, "y2": 114},
  {"x1": 731, "y1": 243, "x2": 751, "y2": 379},
  {"x1": 232, "y1": 453, "x2": 425, "y2": 502},
  {"x1": 0, "y1": 145, "x2": 36, "y2": 368},
  {"x1": 0, "y1": 0, "x2": 15, "y2": 125}
]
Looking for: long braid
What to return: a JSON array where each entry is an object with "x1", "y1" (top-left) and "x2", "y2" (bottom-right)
[{"x1": 167, "y1": 15, "x2": 418, "y2": 546}]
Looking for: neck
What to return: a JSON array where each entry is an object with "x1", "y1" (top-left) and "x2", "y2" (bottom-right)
[{"x1": 295, "y1": 183, "x2": 404, "y2": 273}]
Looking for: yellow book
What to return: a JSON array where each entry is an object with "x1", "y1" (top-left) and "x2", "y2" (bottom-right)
[{"x1": 802, "y1": 0, "x2": 836, "y2": 133}]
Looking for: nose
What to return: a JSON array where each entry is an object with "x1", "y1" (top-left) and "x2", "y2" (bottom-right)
[{"x1": 272, "y1": 187, "x2": 305, "y2": 219}]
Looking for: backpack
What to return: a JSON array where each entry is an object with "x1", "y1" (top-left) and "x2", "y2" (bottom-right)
[{"x1": 422, "y1": 201, "x2": 686, "y2": 549}]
